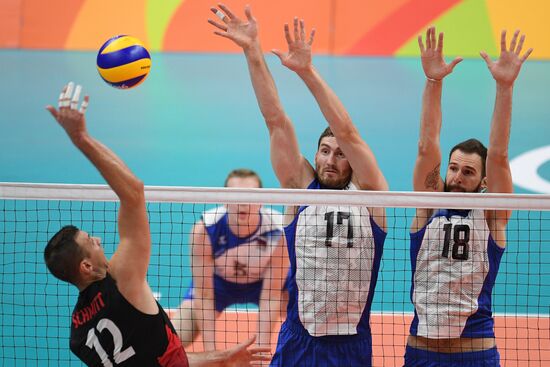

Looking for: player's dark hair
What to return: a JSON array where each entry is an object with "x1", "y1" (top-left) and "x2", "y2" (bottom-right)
[
  {"x1": 317, "y1": 127, "x2": 335, "y2": 148},
  {"x1": 44, "y1": 225, "x2": 85, "y2": 285},
  {"x1": 224, "y1": 168, "x2": 263, "y2": 188},
  {"x1": 449, "y1": 138, "x2": 488, "y2": 177}
]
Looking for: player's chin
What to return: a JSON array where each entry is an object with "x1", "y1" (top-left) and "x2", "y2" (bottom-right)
[
  {"x1": 319, "y1": 176, "x2": 347, "y2": 190},
  {"x1": 445, "y1": 185, "x2": 467, "y2": 193}
]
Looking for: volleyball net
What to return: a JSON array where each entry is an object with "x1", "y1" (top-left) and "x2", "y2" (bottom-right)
[{"x1": 1, "y1": 182, "x2": 549, "y2": 366}]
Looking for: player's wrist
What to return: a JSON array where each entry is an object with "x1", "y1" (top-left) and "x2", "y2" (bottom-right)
[
  {"x1": 495, "y1": 80, "x2": 515, "y2": 89},
  {"x1": 426, "y1": 77, "x2": 442, "y2": 83},
  {"x1": 69, "y1": 131, "x2": 91, "y2": 147},
  {"x1": 243, "y1": 39, "x2": 262, "y2": 53},
  {"x1": 294, "y1": 63, "x2": 315, "y2": 78}
]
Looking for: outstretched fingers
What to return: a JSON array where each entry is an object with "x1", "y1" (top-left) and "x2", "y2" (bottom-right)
[
  {"x1": 417, "y1": 35, "x2": 425, "y2": 52},
  {"x1": 520, "y1": 47, "x2": 534, "y2": 62},
  {"x1": 207, "y1": 18, "x2": 227, "y2": 32},
  {"x1": 79, "y1": 95, "x2": 90, "y2": 114},
  {"x1": 58, "y1": 82, "x2": 73, "y2": 109},
  {"x1": 271, "y1": 48, "x2": 285, "y2": 63},
  {"x1": 293, "y1": 17, "x2": 299, "y2": 42},
  {"x1": 425, "y1": 27, "x2": 432, "y2": 49},
  {"x1": 45, "y1": 105, "x2": 58, "y2": 119},
  {"x1": 501, "y1": 29, "x2": 533, "y2": 62},
  {"x1": 250, "y1": 348, "x2": 273, "y2": 362},
  {"x1": 50, "y1": 82, "x2": 89, "y2": 120},
  {"x1": 308, "y1": 28, "x2": 316, "y2": 46},
  {"x1": 70, "y1": 84, "x2": 82, "y2": 110},
  {"x1": 244, "y1": 4, "x2": 254, "y2": 21},
  {"x1": 500, "y1": 30, "x2": 507, "y2": 52},
  {"x1": 210, "y1": 6, "x2": 228, "y2": 24},
  {"x1": 509, "y1": 29, "x2": 520, "y2": 53},
  {"x1": 479, "y1": 51, "x2": 492, "y2": 66},
  {"x1": 448, "y1": 57, "x2": 463, "y2": 71},
  {"x1": 284, "y1": 23, "x2": 292, "y2": 44},
  {"x1": 436, "y1": 31, "x2": 444, "y2": 53},
  {"x1": 217, "y1": 3, "x2": 236, "y2": 20},
  {"x1": 57, "y1": 84, "x2": 68, "y2": 110},
  {"x1": 515, "y1": 34, "x2": 525, "y2": 55}
]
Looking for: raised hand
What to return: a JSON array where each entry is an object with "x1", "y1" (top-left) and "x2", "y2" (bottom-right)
[
  {"x1": 480, "y1": 30, "x2": 533, "y2": 87},
  {"x1": 46, "y1": 82, "x2": 89, "y2": 141},
  {"x1": 418, "y1": 26, "x2": 462, "y2": 81},
  {"x1": 208, "y1": 4, "x2": 258, "y2": 50},
  {"x1": 272, "y1": 17, "x2": 316, "y2": 73}
]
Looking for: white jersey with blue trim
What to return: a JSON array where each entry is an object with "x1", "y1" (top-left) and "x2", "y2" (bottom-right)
[
  {"x1": 202, "y1": 206, "x2": 284, "y2": 284},
  {"x1": 285, "y1": 180, "x2": 386, "y2": 337},
  {"x1": 410, "y1": 208, "x2": 504, "y2": 339}
]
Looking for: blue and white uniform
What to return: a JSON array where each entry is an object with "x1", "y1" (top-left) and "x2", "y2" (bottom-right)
[
  {"x1": 406, "y1": 209, "x2": 505, "y2": 366},
  {"x1": 186, "y1": 206, "x2": 284, "y2": 312},
  {"x1": 271, "y1": 179, "x2": 386, "y2": 367}
]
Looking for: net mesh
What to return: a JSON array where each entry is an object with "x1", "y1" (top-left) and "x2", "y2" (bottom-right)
[{"x1": 1, "y1": 183, "x2": 549, "y2": 366}]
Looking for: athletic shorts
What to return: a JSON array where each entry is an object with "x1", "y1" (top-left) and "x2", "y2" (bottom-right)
[
  {"x1": 184, "y1": 276, "x2": 263, "y2": 312},
  {"x1": 404, "y1": 345, "x2": 500, "y2": 367},
  {"x1": 185, "y1": 273, "x2": 290, "y2": 312},
  {"x1": 270, "y1": 321, "x2": 372, "y2": 367}
]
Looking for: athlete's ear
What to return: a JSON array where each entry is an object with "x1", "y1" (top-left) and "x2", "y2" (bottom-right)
[
  {"x1": 480, "y1": 177, "x2": 488, "y2": 192},
  {"x1": 80, "y1": 258, "x2": 93, "y2": 275}
]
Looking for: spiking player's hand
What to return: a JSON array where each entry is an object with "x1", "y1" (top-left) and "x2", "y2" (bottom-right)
[
  {"x1": 418, "y1": 26, "x2": 462, "y2": 81},
  {"x1": 221, "y1": 336, "x2": 272, "y2": 367},
  {"x1": 272, "y1": 17, "x2": 315, "y2": 74},
  {"x1": 46, "y1": 82, "x2": 89, "y2": 142},
  {"x1": 208, "y1": 4, "x2": 259, "y2": 51},
  {"x1": 480, "y1": 30, "x2": 533, "y2": 87}
]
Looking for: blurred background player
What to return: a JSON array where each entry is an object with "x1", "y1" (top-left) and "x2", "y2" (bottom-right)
[{"x1": 173, "y1": 169, "x2": 288, "y2": 351}]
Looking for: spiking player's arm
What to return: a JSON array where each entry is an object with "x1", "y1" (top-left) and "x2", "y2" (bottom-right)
[{"x1": 47, "y1": 82, "x2": 155, "y2": 313}]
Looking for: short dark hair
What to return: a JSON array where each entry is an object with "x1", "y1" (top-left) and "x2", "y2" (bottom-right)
[
  {"x1": 317, "y1": 127, "x2": 334, "y2": 148},
  {"x1": 44, "y1": 225, "x2": 85, "y2": 285},
  {"x1": 449, "y1": 138, "x2": 488, "y2": 177},
  {"x1": 224, "y1": 168, "x2": 262, "y2": 188}
]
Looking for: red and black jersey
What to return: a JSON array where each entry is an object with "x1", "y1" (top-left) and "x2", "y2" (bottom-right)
[{"x1": 70, "y1": 273, "x2": 188, "y2": 367}]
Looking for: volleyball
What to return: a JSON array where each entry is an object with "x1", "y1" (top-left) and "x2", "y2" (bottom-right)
[{"x1": 96, "y1": 35, "x2": 151, "y2": 89}]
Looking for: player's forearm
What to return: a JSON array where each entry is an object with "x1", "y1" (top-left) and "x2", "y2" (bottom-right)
[
  {"x1": 244, "y1": 43, "x2": 287, "y2": 125},
  {"x1": 295, "y1": 65, "x2": 355, "y2": 138},
  {"x1": 418, "y1": 79, "x2": 443, "y2": 153},
  {"x1": 186, "y1": 351, "x2": 225, "y2": 367},
  {"x1": 195, "y1": 298, "x2": 217, "y2": 351},
  {"x1": 488, "y1": 84, "x2": 513, "y2": 160},
  {"x1": 71, "y1": 134, "x2": 143, "y2": 203},
  {"x1": 257, "y1": 299, "x2": 282, "y2": 347}
]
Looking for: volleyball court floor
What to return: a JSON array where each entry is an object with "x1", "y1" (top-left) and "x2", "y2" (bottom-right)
[
  {"x1": 1, "y1": 50, "x2": 549, "y2": 365},
  {"x1": 180, "y1": 311, "x2": 549, "y2": 366}
]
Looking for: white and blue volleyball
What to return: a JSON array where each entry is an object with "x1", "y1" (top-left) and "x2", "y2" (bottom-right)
[{"x1": 96, "y1": 35, "x2": 151, "y2": 89}]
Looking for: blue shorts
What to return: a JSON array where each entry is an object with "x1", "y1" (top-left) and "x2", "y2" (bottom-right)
[
  {"x1": 185, "y1": 273, "x2": 290, "y2": 312},
  {"x1": 270, "y1": 321, "x2": 372, "y2": 367},
  {"x1": 184, "y1": 276, "x2": 263, "y2": 312},
  {"x1": 404, "y1": 345, "x2": 500, "y2": 367}
]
